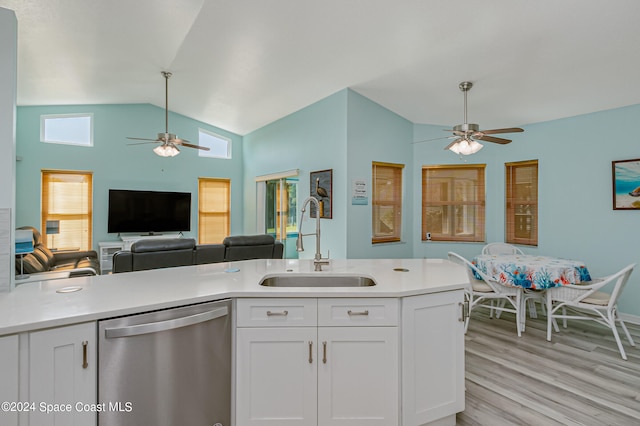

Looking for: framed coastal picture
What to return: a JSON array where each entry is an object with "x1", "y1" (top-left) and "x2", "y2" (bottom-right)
[
  {"x1": 310, "y1": 169, "x2": 332, "y2": 218},
  {"x1": 612, "y1": 158, "x2": 640, "y2": 210}
]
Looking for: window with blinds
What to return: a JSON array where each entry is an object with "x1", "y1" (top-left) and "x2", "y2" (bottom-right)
[
  {"x1": 198, "y1": 178, "x2": 231, "y2": 244},
  {"x1": 506, "y1": 160, "x2": 538, "y2": 246},
  {"x1": 372, "y1": 162, "x2": 404, "y2": 244},
  {"x1": 41, "y1": 170, "x2": 93, "y2": 251},
  {"x1": 422, "y1": 164, "x2": 485, "y2": 242}
]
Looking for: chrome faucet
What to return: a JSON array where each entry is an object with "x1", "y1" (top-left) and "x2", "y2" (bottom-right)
[{"x1": 297, "y1": 196, "x2": 330, "y2": 271}]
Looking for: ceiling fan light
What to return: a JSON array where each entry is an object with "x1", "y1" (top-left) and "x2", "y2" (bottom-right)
[
  {"x1": 449, "y1": 138, "x2": 483, "y2": 155},
  {"x1": 467, "y1": 139, "x2": 483, "y2": 154},
  {"x1": 153, "y1": 144, "x2": 169, "y2": 157},
  {"x1": 153, "y1": 144, "x2": 180, "y2": 157}
]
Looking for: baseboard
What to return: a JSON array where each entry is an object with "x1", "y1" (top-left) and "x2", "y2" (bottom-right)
[{"x1": 619, "y1": 313, "x2": 640, "y2": 325}]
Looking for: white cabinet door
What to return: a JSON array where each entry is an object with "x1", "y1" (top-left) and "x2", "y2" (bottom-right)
[
  {"x1": 236, "y1": 327, "x2": 318, "y2": 426},
  {"x1": 236, "y1": 298, "x2": 401, "y2": 426},
  {"x1": 317, "y1": 327, "x2": 398, "y2": 426},
  {"x1": 0, "y1": 334, "x2": 19, "y2": 426},
  {"x1": 29, "y1": 322, "x2": 97, "y2": 426},
  {"x1": 401, "y1": 291, "x2": 465, "y2": 426}
]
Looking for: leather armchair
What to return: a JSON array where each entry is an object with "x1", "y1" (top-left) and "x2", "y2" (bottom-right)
[{"x1": 15, "y1": 226, "x2": 100, "y2": 276}]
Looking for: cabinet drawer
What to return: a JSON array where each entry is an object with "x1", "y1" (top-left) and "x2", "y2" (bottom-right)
[
  {"x1": 236, "y1": 298, "x2": 318, "y2": 327},
  {"x1": 318, "y1": 298, "x2": 398, "y2": 326}
]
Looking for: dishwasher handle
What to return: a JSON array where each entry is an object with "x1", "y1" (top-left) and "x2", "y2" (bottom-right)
[{"x1": 104, "y1": 306, "x2": 228, "y2": 338}]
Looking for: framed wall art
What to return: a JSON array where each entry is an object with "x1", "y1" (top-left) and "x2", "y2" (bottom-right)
[
  {"x1": 612, "y1": 158, "x2": 640, "y2": 210},
  {"x1": 310, "y1": 169, "x2": 332, "y2": 218}
]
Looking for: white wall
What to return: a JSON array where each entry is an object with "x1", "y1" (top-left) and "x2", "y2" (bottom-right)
[{"x1": 0, "y1": 8, "x2": 17, "y2": 292}]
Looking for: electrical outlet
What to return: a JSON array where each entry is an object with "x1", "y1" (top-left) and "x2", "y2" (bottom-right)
[{"x1": 426, "y1": 232, "x2": 431, "y2": 240}]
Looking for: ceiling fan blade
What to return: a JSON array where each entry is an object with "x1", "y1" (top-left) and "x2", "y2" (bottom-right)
[
  {"x1": 181, "y1": 141, "x2": 211, "y2": 151},
  {"x1": 412, "y1": 135, "x2": 457, "y2": 144},
  {"x1": 475, "y1": 135, "x2": 512, "y2": 144},
  {"x1": 127, "y1": 137, "x2": 160, "y2": 142},
  {"x1": 443, "y1": 138, "x2": 463, "y2": 150},
  {"x1": 478, "y1": 127, "x2": 524, "y2": 135},
  {"x1": 127, "y1": 141, "x2": 161, "y2": 146}
]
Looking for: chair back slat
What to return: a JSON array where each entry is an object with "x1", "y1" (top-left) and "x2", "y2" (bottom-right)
[
  {"x1": 448, "y1": 252, "x2": 519, "y2": 295},
  {"x1": 606, "y1": 264, "x2": 635, "y2": 308},
  {"x1": 482, "y1": 243, "x2": 524, "y2": 255}
]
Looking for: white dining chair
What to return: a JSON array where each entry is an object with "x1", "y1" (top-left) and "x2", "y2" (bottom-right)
[
  {"x1": 480, "y1": 243, "x2": 541, "y2": 317},
  {"x1": 546, "y1": 263, "x2": 636, "y2": 360},
  {"x1": 448, "y1": 252, "x2": 525, "y2": 336},
  {"x1": 481, "y1": 242, "x2": 524, "y2": 255}
]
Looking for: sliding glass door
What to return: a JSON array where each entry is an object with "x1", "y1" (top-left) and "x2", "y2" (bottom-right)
[{"x1": 264, "y1": 177, "x2": 298, "y2": 259}]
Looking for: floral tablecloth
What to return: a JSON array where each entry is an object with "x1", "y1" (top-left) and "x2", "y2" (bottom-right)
[{"x1": 471, "y1": 254, "x2": 592, "y2": 289}]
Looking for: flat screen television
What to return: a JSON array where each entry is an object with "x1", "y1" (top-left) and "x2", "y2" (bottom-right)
[{"x1": 108, "y1": 189, "x2": 191, "y2": 234}]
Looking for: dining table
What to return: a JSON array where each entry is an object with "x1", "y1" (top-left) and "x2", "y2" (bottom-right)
[{"x1": 471, "y1": 254, "x2": 592, "y2": 290}]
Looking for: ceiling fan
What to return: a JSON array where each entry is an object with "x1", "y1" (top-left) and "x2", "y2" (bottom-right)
[
  {"x1": 415, "y1": 81, "x2": 524, "y2": 155},
  {"x1": 127, "y1": 71, "x2": 210, "y2": 157}
]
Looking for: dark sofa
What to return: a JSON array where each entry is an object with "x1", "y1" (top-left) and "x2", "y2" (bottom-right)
[
  {"x1": 222, "y1": 234, "x2": 284, "y2": 261},
  {"x1": 112, "y1": 234, "x2": 284, "y2": 273},
  {"x1": 15, "y1": 226, "x2": 100, "y2": 276}
]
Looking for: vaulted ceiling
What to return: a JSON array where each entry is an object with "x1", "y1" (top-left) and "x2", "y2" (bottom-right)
[{"x1": 2, "y1": 0, "x2": 640, "y2": 135}]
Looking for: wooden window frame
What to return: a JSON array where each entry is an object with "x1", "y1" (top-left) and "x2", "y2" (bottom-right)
[
  {"x1": 372, "y1": 161, "x2": 404, "y2": 244},
  {"x1": 505, "y1": 160, "x2": 538, "y2": 246},
  {"x1": 198, "y1": 177, "x2": 231, "y2": 244},
  {"x1": 422, "y1": 164, "x2": 486, "y2": 242},
  {"x1": 41, "y1": 170, "x2": 93, "y2": 251}
]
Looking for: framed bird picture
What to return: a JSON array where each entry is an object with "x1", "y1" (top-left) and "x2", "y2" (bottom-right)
[{"x1": 310, "y1": 169, "x2": 332, "y2": 218}]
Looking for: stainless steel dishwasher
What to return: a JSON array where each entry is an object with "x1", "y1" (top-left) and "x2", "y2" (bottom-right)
[{"x1": 98, "y1": 299, "x2": 231, "y2": 426}]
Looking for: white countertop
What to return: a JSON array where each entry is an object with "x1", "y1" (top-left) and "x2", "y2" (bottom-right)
[{"x1": 0, "y1": 258, "x2": 468, "y2": 336}]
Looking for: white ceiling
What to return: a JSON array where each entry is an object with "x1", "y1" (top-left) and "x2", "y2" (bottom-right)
[{"x1": 2, "y1": 0, "x2": 640, "y2": 135}]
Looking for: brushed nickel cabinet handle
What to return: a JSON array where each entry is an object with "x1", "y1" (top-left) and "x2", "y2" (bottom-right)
[
  {"x1": 347, "y1": 309, "x2": 369, "y2": 316},
  {"x1": 308, "y1": 341, "x2": 313, "y2": 364},
  {"x1": 266, "y1": 310, "x2": 288, "y2": 317},
  {"x1": 459, "y1": 302, "x2": 469, "y2": 322},
  {"x1": 322, "y1": 341, "x2": 327, "y2": 364},
  {"x1": 82, "y1": 341, "x2": 88, "y2": 369}
]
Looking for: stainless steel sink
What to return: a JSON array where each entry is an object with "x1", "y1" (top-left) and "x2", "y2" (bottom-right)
[{"x1": 259, "y1": 274, "x2": 376, "y2": 287}]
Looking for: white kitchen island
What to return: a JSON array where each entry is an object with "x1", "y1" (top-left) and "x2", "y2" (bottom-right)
[{"x1": 0, "y1": 258, "x2": 469, "y2": 426}]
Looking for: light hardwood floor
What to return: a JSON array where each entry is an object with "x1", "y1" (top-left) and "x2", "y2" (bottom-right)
[{"x1": 456, "y1": 308, "x2": 640, "y2": 425}]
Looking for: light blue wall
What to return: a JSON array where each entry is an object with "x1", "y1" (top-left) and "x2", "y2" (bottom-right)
[
  {"x1": 14, "y1": 95, "x2": 640, "y2": 317},
  {"x1": 243, "y1": 91, "x2": 348, "y2": 259},
  {"x1": 15, "y1": 104, "x2": 244, "y2": 247},
  {"x1": 345, "y1": 90, "x2": 414, "y2": 258},
  {"x1": 242, "y1": 89, "x2": 414, "y2": 260},
  {"x1": 413, "y1": 104, "x2": 640, "y2": 316}
]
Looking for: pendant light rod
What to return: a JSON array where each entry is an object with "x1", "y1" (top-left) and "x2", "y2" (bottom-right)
[
  {"x1": 459, "y1": 81, "x2": 472, "y2": 125},
  {"x1": 162, "y1": 71, "x2": 172, "y2": 134}
]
